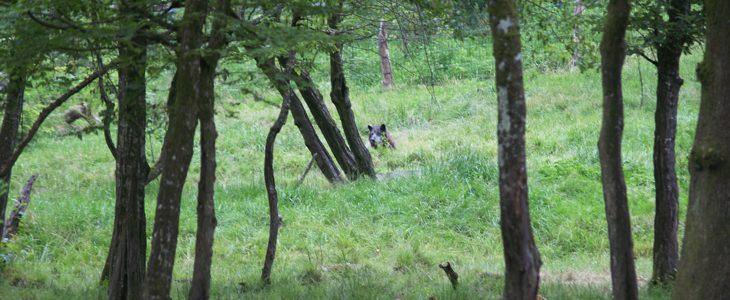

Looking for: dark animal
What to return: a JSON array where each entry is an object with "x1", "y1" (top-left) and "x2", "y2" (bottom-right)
[
  {"x1": 367, "y1": 124, "x2": 396, "y2": 149},
  {"x1": 64, "y1": 102, "x2": 95, "y2": 124}
]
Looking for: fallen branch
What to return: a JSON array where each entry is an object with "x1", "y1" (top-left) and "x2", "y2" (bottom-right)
[
  {"x1": 439, "y1": 262, "x2": 459, "y2": 289},
  {"x1": 3, "y1": 174, "x2": 39, "y2": 240},
  {"x1": 0, "y1": 62, "x2": 118, "y2": 178},
  {"x1": 295, "y1": 153, "x2": 318, "y2": 188}
]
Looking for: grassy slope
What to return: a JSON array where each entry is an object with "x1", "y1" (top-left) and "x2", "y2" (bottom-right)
[{"x1": 0, "y1": 55, "x2": 700, "y2": 299}]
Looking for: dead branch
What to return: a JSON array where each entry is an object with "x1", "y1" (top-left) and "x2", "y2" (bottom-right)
[
  {"x1": 3, "y1": 174, "x2": 39, "y2": 240},
  {"x1": 295, "y1": 153, "x2": 318, "y2": 187}
]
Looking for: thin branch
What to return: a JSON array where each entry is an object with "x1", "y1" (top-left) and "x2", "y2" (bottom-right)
[{"x1": 636, "y1": 50, "x2": 658, "y2": 66}]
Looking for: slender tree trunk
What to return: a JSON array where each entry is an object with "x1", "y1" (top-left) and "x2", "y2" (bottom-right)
[
  {"x1": 328, "y1": 10, "x2": 376, "y2": 179},
  {"x1": 289, "y1": 69, "x2": 358, "y2": 180},
  {"x1": 570, "y1": 0, "x2": 585, "y2": 69},
  {"x1": 260, "y1": 69, "x2": 293, "y2": 286},
  {"x1": 378, "y1": 20, "x2": 394, "y2": 90},
  {"x1": 106, "y1": 24, "x2": 148, "y2": 299},
  {"x1": 143, "y1": 0, "x2": 207, "y2": 298},
  {"x1": 256, "y1": 58, "x2": 343, "y2": 183},
  {"x1": 0, "y1": 66, "x2": 26, "y2": 235},
  {"x1": 486, "y1": 1, "x2": 542, "y2": 299},
  {"x1": 673, "y1": 0, "x2": 730, "y2": 298},
  {"x1": 650, "y1": 0, "x2": 690, "y2": 285},
  {"x1": 188, "y1": 0, "x2": 229, "y2": 298},
  {"x1": 598, "y1": 0, "x2": 638, "y2": 299}
]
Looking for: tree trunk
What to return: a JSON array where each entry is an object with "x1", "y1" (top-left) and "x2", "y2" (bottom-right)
[
  {"x1": 188, "y1": 0, "x2": 229, "y2": 298},
  {"x1": 256, "y1": 58, "x2": 343, "y2": 184},
  {"x1": 106, "y1": 16, "x2": 149, "y2": 298},
  {"x1": 378, "y1": 20, "x2": 394, "y2": 90},
  {"x1": 260, "y1": 70, "x2": 292, "y2": 286},
  {"x1": 289, "y1": 69, "x2": 358, "y2": 180},
  {"x1": 328, "y1": 11, "x2": 376, "y2": 179},
  {"x1": 672, "y1": 1, "x2": 730, "y2": 298},
  {"x1": 146, "y1": 72, "x2": 178, "y2": 184},
  {"x1": 570, "y1": 0, "x2": 585, "y2": 69},
  {"x1": 486, "y1": 1, "x2": 542, "y2": 299},
  {"x1": 598, "y1": 1, "x2": 638, "y2": 299},
  {"x1": 143, "y1": 0, "x2": 207, "y2": 298},
  {"x1": 0, "y1": 66, "x2": 26, "y2": 236},
  {"x1": 651, "y1": 0, "x2": 691, "y2": 285}
]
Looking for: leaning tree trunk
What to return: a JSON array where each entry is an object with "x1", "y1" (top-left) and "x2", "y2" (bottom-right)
[
  {"x1": 378, "y1": 20, "x2": 394, "y2": 90},
  {"x1": 486, "y1": 1, "x2": 542, "y2": 299},
  {"x1": 650, "y1": 0, "x2": 690, "y2": 285},
  {"x1": 672, "y1": 0, "x2": 730, "y2": 298},
  {"x1": 328, "y1": 10, "x2": 376, "y2": 179},
  {"x1": 0, "y1": 66, "x2": 26, "y2": 235},
  {"x1": 598, "y1": 0, "x2": 638, "y2": 299},
  {"x1": 188, "y1": 0, "x2": 229, "y2": 298},
  {"x1": 143, "y1": 0, "x2": 207, "y2": 298},
  {"x1": 105, "y1": 18, "x2": 149, "y2": 299},
  {"x1": 289, "y1": 69, "x2": 358, "y2": 180},
  {"x1": 256, "y1": 58, "x2": 343, "y2": 183}
]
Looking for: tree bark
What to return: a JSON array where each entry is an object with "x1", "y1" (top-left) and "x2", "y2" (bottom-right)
[
  {"x1": 289, "y1": 68, "x2": 358, "y2": 180},
  {"x1": 0, "y1": 66, "x2": 26, "y2": 236},
  {"x1": 106, "y1": 11, "x2": 149, "y2": 297},
  {"x1": 672, "y1": 0, "x2": 730, "y2": 298},
  {"x1": 486, "y1": 1, "x2": 542, "y2": 299},
  {"x1": 328, "y1": 10, "x2": 376, "y2": 179},
  {"x1": 256, "y1": 58, "x2": 343, "y2": 184},
  {"x1": 143, "y1": 0, "x2": 207, "y2": 298},
  {"x1": 378, "y1": 20, "x2": 394, "y2": 90},
  {"x1": 651, "y1": 0, "x2": 691, "y2": 285},
  {"x1": 598, "y1": 1, "x2": 638, "y2": 299},
  {"x1": 188, "y1": 0, "x2": 229, "y2": 298}
]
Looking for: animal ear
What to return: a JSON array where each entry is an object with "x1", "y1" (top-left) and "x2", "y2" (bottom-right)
[
  {"x1": 380, "y1": 124, "x2": 386, "y2": 131},
  {"x1": 367, "y1": 125, "x2": 373, "y2": 131}
]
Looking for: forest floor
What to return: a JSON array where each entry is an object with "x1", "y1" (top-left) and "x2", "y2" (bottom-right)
[{"x1": 0, "y1": 55, "x2": 702, "y2": 299}]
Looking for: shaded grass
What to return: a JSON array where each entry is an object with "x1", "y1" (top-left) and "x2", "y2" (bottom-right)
[{"x1": 0, "y1": 54, "x2": 699, "y2": 299}]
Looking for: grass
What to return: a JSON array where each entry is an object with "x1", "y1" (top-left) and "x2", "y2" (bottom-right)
[{"x1": 0, "y1": 53, "x2": 701, "y2": 299}]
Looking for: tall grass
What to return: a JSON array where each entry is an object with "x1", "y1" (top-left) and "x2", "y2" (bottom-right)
[{"x1": 0, "y1": 49, "x2": 701, "y2": 299}]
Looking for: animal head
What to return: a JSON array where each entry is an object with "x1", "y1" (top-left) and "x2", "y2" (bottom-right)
[{"x1": 367, "y1": 124, "x2": 388, "y2": 148}]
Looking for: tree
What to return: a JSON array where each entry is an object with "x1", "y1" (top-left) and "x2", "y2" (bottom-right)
[
  {"x1": 105, "y1": 2, "x2": 150, "y2": 298},
  {"x1": 598, "y1": 0, "x2": 638, "y2": 299},
  {"x1": 144, "y1": 0, "x2": 208, "y2": 298},
  {"x1": 629, "y1": 0, "x2": 699, "y2": 284},
  {"x1": 189, "y1": 0, "x2": 231, "y2": 298},
  {"x1": 328, "y1": 4, "x2": 376, "y2": 179},
  {"x1": 672, "y1": 0, "x2": 730, "y2": 298},
  {"x1": 378, "y1": 20, "x2": 394, "y2": 90},
  {"x1": 260, "y1": 52, "x2": 295, "y2": 285},
  {"x1": 486, "y1": 0, "x2": 542, "y2": 299}
]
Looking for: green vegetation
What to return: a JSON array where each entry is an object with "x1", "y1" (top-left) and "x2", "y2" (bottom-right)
[{"x1": 0, "y1": 51, "x2": 700, "y2": 299}]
